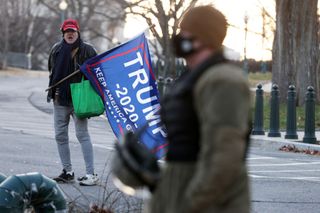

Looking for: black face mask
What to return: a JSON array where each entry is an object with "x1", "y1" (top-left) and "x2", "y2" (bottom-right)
[{"x1": 172, "y1": 34, "x2": 195, "y2": 57}]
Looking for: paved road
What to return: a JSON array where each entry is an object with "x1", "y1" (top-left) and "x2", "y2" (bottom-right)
[
  {"x1": 249, "y1": 146, "x2": 320, "y2": 213},
  {"x1": 0, "y1": 70, "x2": 142, "y2": 212},
  {"x1": 1, "y1": 70, "x2": 319, "y2": 212}
]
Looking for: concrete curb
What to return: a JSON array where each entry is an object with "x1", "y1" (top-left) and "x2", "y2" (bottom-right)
[
  {"x1": 28, "y1": 91, "x2": 53, "y2": 114},
  {"x1": 251, "y1": 135, "x2": 320, "y2": 152}
]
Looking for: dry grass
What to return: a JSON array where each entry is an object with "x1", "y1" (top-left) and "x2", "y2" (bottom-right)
[{"x1": 61, "y1": 157, "x2": 144, "y2": 213}]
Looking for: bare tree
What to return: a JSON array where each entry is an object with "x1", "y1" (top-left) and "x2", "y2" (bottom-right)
[
  {"x1": 0, "y1": 0, "x2": 128, "y2": 70},
  {"x1": 0, "y1": 1, "x2": 10, "y2": 69},
  {"x1": 1, "y1": 0, "x2": 199, "y2": 73},
  {"x1": 272, "y1": 0, "x2": 319, "y2": 105},
  {"x1": 121, "y1": 0, "x2": 199, "y2": 78},
  {"x1": 0, "y1": 1, "x2": 35, "y2": 69},
  {"x1": 38, "y1": 0, "x2": 127, "y2": 49}
]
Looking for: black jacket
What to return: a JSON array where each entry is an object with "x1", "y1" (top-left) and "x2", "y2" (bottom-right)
[{"x1": 47, "y1": 39, "x2": 97, "y2": 103}]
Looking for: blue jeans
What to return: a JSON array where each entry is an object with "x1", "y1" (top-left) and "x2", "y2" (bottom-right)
[{"x1": 53, "y1": 103, "x2": 95, "y2": 175}]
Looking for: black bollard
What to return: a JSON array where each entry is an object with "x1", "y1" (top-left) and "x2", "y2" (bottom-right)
[
  {"x1": 163, "y1": 77, "x2": 173, "y2": 96},
  {"x1": 252, "y1": 84, "x2": 265, "y2": 135},
  {"x1": 303, "y1": 86, "x2": 317, "y2": 144},
  {"x1": 285, "y1": 85, "x2": 298, "y2": 139},
  {"x1": 268, "y1": 84, "x2": 281, "y2": 137},
  {"x1": 157, "y1": 76, "x2": 164, "y2": 98}
]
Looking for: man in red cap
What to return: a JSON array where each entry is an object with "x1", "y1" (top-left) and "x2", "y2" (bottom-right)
[
  {"x1": 145, "y1": 5, "x2": 251, "y2": 213},
  {"x1": 47, "y1": 18, "x2": 99, "y2": 186}
]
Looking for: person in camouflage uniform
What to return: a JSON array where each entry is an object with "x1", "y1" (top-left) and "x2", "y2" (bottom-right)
[{"x1": 146, "y1": 5, "x2": 251, "y2": 213}]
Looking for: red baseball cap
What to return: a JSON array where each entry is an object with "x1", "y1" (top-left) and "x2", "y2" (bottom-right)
[{"x1": 61, "y1": 19, "x2": 80, "y2": 32}]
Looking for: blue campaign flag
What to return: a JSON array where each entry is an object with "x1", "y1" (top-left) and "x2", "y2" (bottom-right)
[{"x1": 80, "y1": 33, "x2": 167, "y2": 158}]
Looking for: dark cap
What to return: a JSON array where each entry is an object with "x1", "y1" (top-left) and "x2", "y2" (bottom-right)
[{"x1": 180, "y1": 6, "x2": 227, "y2": 49}]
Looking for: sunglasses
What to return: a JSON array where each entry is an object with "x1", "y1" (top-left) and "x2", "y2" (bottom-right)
[{"x1": 64, "y1": 29, "x2": 77, "y2": 33}]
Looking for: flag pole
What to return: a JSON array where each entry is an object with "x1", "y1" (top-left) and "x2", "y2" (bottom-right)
[
  {"x1": 109, "y1": 24, "x2": 156, "y2": 52},
  {"x1": 45, "y1": 69, "x2": 80, "y2": 92},
  {"x1": 45, "y1": 24, "x2": 155, "y2": 92}
]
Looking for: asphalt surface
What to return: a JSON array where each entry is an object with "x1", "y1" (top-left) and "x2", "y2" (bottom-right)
[
  {"x1": 0, "y1": 69, "x2": 142, "y2": 212},
  {"x1": 248, "y1": 146, "x2": 320, "y2": 213},
  {"x1": 1, "y1": 69, "x2": 320, "y2": 212}
]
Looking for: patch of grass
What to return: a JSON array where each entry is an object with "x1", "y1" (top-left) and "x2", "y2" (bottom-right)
[
  {"x1": 59, "y1": 173, "x2": 143, "y2": 213},
  {"x1": 252, "y1": 96, "x2": 320, "y2": 131},
  {"x1": 248, "y1": 72, "x2": 272, "y2": 88},
  {"x1": 249, "y1": 72, "x2": 320, "y2": 131},
  {"x1": 248, "y1": 72, "x2": 320, "y2": 131}
]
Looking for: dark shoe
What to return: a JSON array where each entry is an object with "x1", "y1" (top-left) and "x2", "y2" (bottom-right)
[{"x1": 53, "y1": 169, "x2": 75, "y2": 183}]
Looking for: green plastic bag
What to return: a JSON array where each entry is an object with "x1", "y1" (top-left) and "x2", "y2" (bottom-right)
[{"x1": 70, "y1": 77, "x2": 105, "y2": 118}]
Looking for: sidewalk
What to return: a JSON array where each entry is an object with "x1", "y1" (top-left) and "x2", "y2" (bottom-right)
[
  {"x1": 250, "y1": 82, "x2": 272, "y2": 93},
  {"x1": 251, "y1": 131, "x2": 320, "y2": 152}
]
